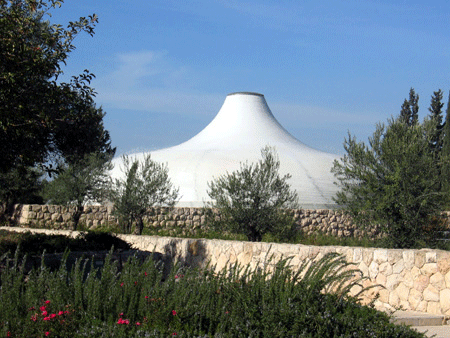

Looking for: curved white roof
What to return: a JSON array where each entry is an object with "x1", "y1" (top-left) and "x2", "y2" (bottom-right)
[{"x1": 111, "y1": 92, "x2": 339, "y2": 208}]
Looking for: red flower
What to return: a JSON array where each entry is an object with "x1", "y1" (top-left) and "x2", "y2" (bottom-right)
[
  {"x1": 40, "y1": 306, "x2": 46, "y2": 312},
  {"x1": 145, "y1": 296, "x2": 149, "y2": 299},
  {"x1": 119, "y1": 312, "x2": 124, "y2": 317},
  {"x1": 31, "y1": 315, "x2": 37, "y2": 322},
  {"x1": 44, "y1": 300, "x2": 51, "y2": 305},
  {"x1": 172, "y1": 333, "x2": 177, "y2": 336},
  {"x1": 172, "y1": 310, "x2": 177, "y2": 316},
  {"x1": 58, "y1": 311, "x2": 64, "y2": 316},
  {"x1": 134, "y1": 281, "x2": 138, "y2": 285},
  {"x1": 7, "y1": 332, "x2": 10, "y2": 337},
  {"x1": 144, "y1": 272, "x2": 148, "y2": 276},
  {"x1": 120, "y1": 282, "x2": 124, "y2": 287},
  {"x1": 45, "y1": 332, "x2": 50, "y2": 336},
  {"x1": 136, "y1": 322, "x2": 141, "y2": 326}
]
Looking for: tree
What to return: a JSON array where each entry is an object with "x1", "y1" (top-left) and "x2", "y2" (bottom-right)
[
  {"x1": 0, "y1": 0, "x2": 114, "y2": 174},
  {"x1": 441, "y1": 92, "x2": 450, "y2": 195},
  {"x1": 399, "y1": 88, "x2": 419, "y2": 126},
  {"x1": 426, "y1": 89, "x2": 445, "y2": 155},
  {"x1": 332, "y1": 118, "x2": 446, "y2": 248},
  {"x1": 110, "y1": 155, "x2": 179, "y2": 234},
  {"x1": 207, "y1": 147, "x2": 298, "y2": 242},
  {"x1": 41, "y1": 152, "x2": 113, "y2": 229}
]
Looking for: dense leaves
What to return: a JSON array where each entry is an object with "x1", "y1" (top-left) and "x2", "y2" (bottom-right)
[
  {"x1": 332, "y1": 116, "x2": 448, "y2": 248},
  {"x1": 0, "y1": 245, "x2": 425, "y2": 337},
  {"x1": 110, "y1": 155, "x2": 179, "y2": 234},
  {"x1": 207, "y1": 147, "x2": 298, "y2": 242},
  {"x1": 0, "y1": 0, "x2": 114, "y2": 219}
]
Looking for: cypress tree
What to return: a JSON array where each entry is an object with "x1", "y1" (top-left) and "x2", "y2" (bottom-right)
[
  {"x1": 427, "y1": 90, "x2": 444, "y2": 155},
  {"x1": 441, "y1": 92, "x2": 450, "y2": 194},
  {"x1": 399, "y1": 88, "x2": 419, "y2": 126}
]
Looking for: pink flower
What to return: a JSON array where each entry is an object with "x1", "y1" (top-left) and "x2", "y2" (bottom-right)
[
  {"x1": 49, "y1": 313, "x2": 57, "y2": 319},
  {"x1": 44, "y1": 300, "x2": 51, "y2": 305},
  {"x1": 136, "y1": 322, "x2": 141, "y2": 326},
  {"x1": 120, "y1": 282, "x2": 124, "y2": 287},
  {"x1": 45, "y1": 332, "x2": 50, "y2": 336},
  {"x1": 42, "y1": 310, "x2": 48, "y2": 316},
  {"x1": 40, "y1": 306, "x2": 46, "y2": 312},
  {"x1": 119, "y1": 312, "x2": 124, "y2": 317},
  {"x1": 7, "y1": 331, "x2": 10, "y2": 337},
  {"x1": 144, "y1": 272, "x2": 148, "y2": 276},
  {"x1": 145, "y1": 296, "x2": 149, "y2": 299},
  {"x1": 58, "y1": 311, "x2": 64, "y2": 316},
  {"x1": 43, "y1": 316, "x2": 50, "y2": 321},
  {"x1": 31, "y1": 314, "x2": 37, "y2": 322},
  {"x1": 172, "y1": 333, "x2": 177, "y2": 336},
  {"x1": 172, "y1": 310, "x2": 177, "y2": 316}
]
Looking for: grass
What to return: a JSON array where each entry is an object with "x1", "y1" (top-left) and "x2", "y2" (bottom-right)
[{"x1": 0, "y1": 245, "x2": 426, "y2": 338}]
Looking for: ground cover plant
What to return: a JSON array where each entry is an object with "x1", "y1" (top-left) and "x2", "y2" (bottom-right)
[{"x1": 0, "y1": 247, "x2": 425, "y2": 337}]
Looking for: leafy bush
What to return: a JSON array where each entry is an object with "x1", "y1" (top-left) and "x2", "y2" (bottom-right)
[
  {"x1": 207, "y1": 146, "x2": 298, "y2": 242},
  {"x1": 0, "y1": 250, "x2": 425, "y2": 337},
  {"x1": 110, "y1": 154, "x2": 179, "y2": 235}
]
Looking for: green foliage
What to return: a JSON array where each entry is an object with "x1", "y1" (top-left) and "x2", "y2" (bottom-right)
[
  {"x1": 399, "y1": 88, "x2": 419, "y2": 126},
  {"x1": 332, "y1": 117, "x2": 447, "y2": 248},
  {"x1": 0, "y1": 166, "x2": 44, "y2": 221},
  {"x1": 441, "y1": 93, "x2": 450, "y2": 198},
  {"x1": 110, "y1": 154, "x2": 179, "y2": 234},
  {"x1": 0, "y1": 0, "x2": 114, "y2": 174},
  {"x1": 41, "y1": 152, "x2": 113, "y2": 228},
  {"x1": 0, "y1": 0, "x2": 114, "y2": 221},
  {"x1": 207, "y1": 146, "x2": 299, "y2": 242},
  {"x1": 0, "y1": 249, "x2": 425, "y2": 337}
]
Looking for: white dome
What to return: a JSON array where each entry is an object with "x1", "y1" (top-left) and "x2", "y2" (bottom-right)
[{"x1": 111, "y1": 92, "x2": 339, "y2": 208}]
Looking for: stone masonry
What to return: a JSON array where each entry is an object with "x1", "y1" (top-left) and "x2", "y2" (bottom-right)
[
  {"x1": 12, "y1": 204, "x2": 381, "y2": 238},
  {"x1": 2, "y1": 227, "x2": 450, "y2": 316}
]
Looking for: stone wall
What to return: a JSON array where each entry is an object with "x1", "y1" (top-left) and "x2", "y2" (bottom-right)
[
  {"x1": 2, "y1": 227, "x2": 450, "y2": 316},
  {"x1": 12, "y1": 204, "x2": 380, "y2": 238}
]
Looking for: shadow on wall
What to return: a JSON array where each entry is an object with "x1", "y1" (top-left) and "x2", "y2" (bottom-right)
[{"x1": 161, "y1": 238, "x2": 209, "y2": 275}]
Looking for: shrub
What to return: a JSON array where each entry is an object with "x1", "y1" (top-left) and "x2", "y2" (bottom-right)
[
  {"x1": 207, "y1": 146, "x2": 298, "y2": 242},
  {"x1": 0, "y1": 250, "x2": 425, "y2": 337}
]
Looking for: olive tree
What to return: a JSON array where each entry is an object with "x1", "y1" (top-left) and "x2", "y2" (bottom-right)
[
  {"x1": 207, "y1": 147, "x2": 298, "y2": 242},
  {"x1": 41, "y1": 152, "x2": 113, "y2": 229},
  {"x1": 110, "y1": 154, "x2": 179, "y2": 234},
  {"x1": 332, "y1": 118, "x2": 447, "y2": 248}
]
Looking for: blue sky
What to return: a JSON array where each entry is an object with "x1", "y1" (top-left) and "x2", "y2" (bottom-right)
[{"x1": 49, "y1": 0, "x2": 450, "y2": 156}]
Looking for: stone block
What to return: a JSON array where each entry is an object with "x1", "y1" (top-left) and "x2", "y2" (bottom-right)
[
  {"x1": 408, "y1": 288, "x2": 423, "y2": 310},
  {"x1": 430, "y1": 272, "x2": 446, "y2": 291},
  {"x1": 427, "y1": 301, "x2": 441, "y2": 315},
  {"x1": 392, "y1": 259, "x2": 405, "y2": 274},
  {"x1": 379, "y1": 262, "x2": 393, "y2": 276},
  {"x1": 438, "y1": 257, "x2": 450, "y2": 275},
  {"x1": 414, "y1": 274, "x2": 429, "y2": 292},
  {"x1": 386, "y1": 273, "x2": 401, "y2": 290},
  {"x1": 415, "y1": 252, "x2": 426, "y2": 268},
  {"x1": 426, "y1": 251, "x2": 437, "y2": 263},
  {"x1": 423, "y1": 284, "x2": 439, "y2": 302},
  {"x1": 403, "y1": 251, "x2": 415, "y2": 269},
  {"x1": 396, "y1": 282, "x2": 410, "y2": 301},
  {"x1": 369, "y1": 261, "x2": 379, "y2": 279},
  {"x1": 421, "y1": 263, "x2": 438, "y2": 276},
  {"x1": 440, "y1": 289, "x2": 450, "y2": 313}
]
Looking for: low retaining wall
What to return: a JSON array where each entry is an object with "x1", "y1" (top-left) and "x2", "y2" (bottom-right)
[
  {"x1": 12, "y1": 204, "x2": 381, "y2": 238},
  {"x1": 2, "y1": 227, "x2": 450, "y2": 316}
]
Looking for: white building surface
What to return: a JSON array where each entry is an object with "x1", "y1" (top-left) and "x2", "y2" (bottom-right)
[{"x1": 111, "y1": 92, "x2": 340, "y2": 208}]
